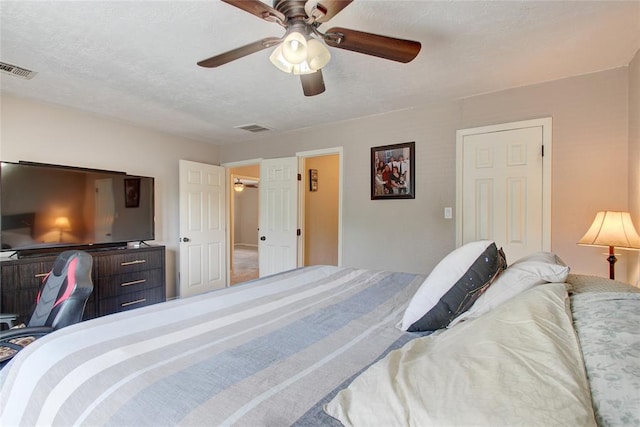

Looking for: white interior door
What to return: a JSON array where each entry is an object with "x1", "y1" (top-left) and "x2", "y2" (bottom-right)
[
  {"x1": 259, "y1": 157, "x2": 299, "y2": 277},
  {"x1": 456, "y1": 118, "x2": 552, "y2": 261},
  {"x1": 94, "y1": 178, "x2": 115, "y2": 242},
  {"x1": 179, "y1": 160, "x2": 226, "y2": 297}
]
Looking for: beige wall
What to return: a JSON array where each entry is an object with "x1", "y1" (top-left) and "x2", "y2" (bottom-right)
[
  {"x1": 229, "y1": 164, "x2": 260, "y2": 253},
  {"x1": 222, "y1": 101, "x2": 462, "y2": 275},
  {"x1": 304, "y1": 155, "x2": 339, "y2": 266},
  {"x1": 628, "y1": 49, "x2": 640, "y2": 286},
  {"x1": 233, "y1": 187, "x2": 259, "y2": 246},
  {"x1": 460, "y1": 68, "x2": 630, "y2": 282},
  {"x1": 2, "y1": 64, "x2": 637, "y2": 287},
  {"x1": 0, "y1": 94, "x2": 220, "y2": 298},
  {"x1": 222, "y1": 66, "x2": 636, "y2": 282}
]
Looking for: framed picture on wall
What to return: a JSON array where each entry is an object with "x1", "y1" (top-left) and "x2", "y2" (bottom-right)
[
  {"x1": 371, "y1": 141, "x2": 415, "y2": 200},
  {"x1": 309, "y1": 169, "x2": 318, "y2": 192}
]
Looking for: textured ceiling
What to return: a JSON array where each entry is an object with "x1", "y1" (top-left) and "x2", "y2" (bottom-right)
[{"x1": 1, "y1": 1, "x2": 638, "y2": 145}]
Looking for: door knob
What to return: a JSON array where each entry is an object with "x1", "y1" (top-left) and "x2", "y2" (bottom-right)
[
  {"x1": 181, "y1": 237, "x2": 190, "y2": 242},
  {"x1": 260, "y1": 236, "x2": 266, "y2": 241}
]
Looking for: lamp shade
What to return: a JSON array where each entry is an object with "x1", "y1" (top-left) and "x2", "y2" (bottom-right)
[
  {"x1": 306, "y1": 39, "x2": 330, "y2": 71},
  {"x1": 54, "y1": 216, "x2": 71, "y2": 230},
  {"x1": 281, "y1": 31, "x2": 308, "y2": 64},
  {"x1": 578, "y1": 211, "x2": 640, "y2": 249},
  {"x1": 269, "y1": 45, "x2": 294, "y2": 73}
]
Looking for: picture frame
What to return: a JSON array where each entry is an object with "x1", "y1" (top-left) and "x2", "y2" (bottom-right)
[
  {"x1": 124, "y1": 178, "x2": 141, "y2": 208},
  {"x1": 309, "y1": 169, "x2": 318, "y2": 192},
  {"x1": 371, "y1": 141, "x2": 415, "y2": 200}
]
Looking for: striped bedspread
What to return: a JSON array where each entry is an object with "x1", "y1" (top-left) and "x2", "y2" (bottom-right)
[{"x1": 0, "y1": 265, "x2": 425, "y2": 426}]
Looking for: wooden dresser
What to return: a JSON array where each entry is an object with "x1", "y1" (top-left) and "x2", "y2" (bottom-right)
[{"x1": 0, "y1": 245, "x2": 166, "y2": 325}]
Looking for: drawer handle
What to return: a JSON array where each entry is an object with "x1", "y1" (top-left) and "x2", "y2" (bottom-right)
[
  {"x1": 35, "y1": 273, "x2": 48, "y2": 278},
  {"x1": 121, "y1": 259, "x2": 147, "y2": 266},
  {"x1": 121, "y1": 279, "x2": 146, "y2": 287},
  {"x1": 121, "y1": 298, "x2": 146, "y2": 307}
]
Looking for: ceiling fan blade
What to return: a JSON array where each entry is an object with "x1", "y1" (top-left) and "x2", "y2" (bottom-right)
[
  {"x1": 197, "y1": 37, "x2": 281, "y2": 68},
  {"x1": 300, "y1": 70, "x2": 325, "y2": 96},
  {"x1": 222, "y1": 0, "x2": 286, "y2": 23},
  {"x1": 306, "y1": 0, "x2": 353, "y2": 23},
  {"x1": 324, "y1": 27, "x2": 421, "y2": 63}
]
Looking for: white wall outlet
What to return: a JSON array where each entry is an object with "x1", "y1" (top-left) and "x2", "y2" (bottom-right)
[{"x1": 444, "y1": 207, "x2": 453, "y2": 219}]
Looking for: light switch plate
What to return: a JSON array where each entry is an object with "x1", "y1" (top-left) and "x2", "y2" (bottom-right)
[{"x1": 444, "y1": 207, "x2": 453, "y2": 219}]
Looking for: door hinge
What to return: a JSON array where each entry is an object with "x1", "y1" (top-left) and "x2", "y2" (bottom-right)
[
  {"x1": 297, "y1": 229, "x2": 301, "y2": 236},
  {"x1": 297, "y1": 173, "x2": 302, "y2": 181},
  {"x1": 541, "y1": 145, "x2": 544, "y2": 157}
]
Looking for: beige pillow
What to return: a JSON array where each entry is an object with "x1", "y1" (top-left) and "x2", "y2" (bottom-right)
[{"x1": 325, "y1": 283, "x2": 596, "y2": 427}]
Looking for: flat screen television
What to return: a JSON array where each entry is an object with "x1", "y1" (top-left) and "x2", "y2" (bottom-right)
[{"x1": 1, "y1": 161, "x2": 155, "y2": 257}]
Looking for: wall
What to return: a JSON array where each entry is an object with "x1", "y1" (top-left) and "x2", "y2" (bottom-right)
[
  {"x1": 222, "y1": 101, "x2": 462, "y2": 275},
  {"x1": 0, "y1": 94, "x2": 220, "y2": 298},
  {"x1": 460, "y1": 68, "x2": 630, "y2": 282},
  {"x1": 628, "y1": 49, "x2": 640, "y2": 286},
  {"x1": 233, "y1": 187, "x2": 259, "y2": 246},
  {"x1": 304, "y1": 154, "x2": 339, "y2": 266},
  {"x1": 227, "y1": 162, "x2": 260, "y2": 251},
  {"x1": 2, "y1": 65, "x2": 636, "y2": 287},
  {"x1": 221, "y1": 67, "x2": 634, "y2": 282}
]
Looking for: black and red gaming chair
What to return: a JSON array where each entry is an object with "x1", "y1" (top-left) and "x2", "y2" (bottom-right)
[{"x1": 0, "y1": 250, "x2": 93, "y2": 366}]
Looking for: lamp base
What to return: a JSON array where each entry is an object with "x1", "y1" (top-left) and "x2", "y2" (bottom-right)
[{"x1": 607, "y1": 246, "x2": 617, "y2": 280}]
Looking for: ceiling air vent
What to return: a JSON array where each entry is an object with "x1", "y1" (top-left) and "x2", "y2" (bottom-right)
[
  {"x1": 0, "y1": 62, "x2": 37, "y2": 80},
  {"x1": 234, "y1": 123, "x2": 272, "y2": 133}
]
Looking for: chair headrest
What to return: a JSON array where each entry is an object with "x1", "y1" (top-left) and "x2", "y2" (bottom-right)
[{"x1": 52, "y1": 251, "x2": 77, "y2": 276}]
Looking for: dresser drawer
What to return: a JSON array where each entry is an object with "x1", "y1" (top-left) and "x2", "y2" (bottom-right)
[
  {"x1": 17, "y1": 258, "x2": 56, "y2": 290},
  {"x1": 99, "y1": 287, "x2": 165, "y2": 314},
  {"x1": 96, "y1": 268, "x2": 164, "y2": 298},
  {"x1": 96, "y1": 249, "x2": 163, "y2": 275}
]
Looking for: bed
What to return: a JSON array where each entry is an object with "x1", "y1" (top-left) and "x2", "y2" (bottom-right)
[
  {"x1": 0, "y1": 242, "x2": 639, "y2": 427},
  {"x1": 1, "y1": 213, "x2": 36, "y2": 250}
]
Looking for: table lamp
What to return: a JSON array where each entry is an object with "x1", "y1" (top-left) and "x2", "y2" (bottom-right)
[
  {"x1": 578, "y1": 211, "x2": 640, "y2": 280},
  {"x1": 54, "y1": 216, "x2": 71, "y2": 242}
]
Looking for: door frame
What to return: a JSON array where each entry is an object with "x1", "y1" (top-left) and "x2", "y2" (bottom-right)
[
  {"x1": 455, "y1": 118, "x2": 552, "y2": 249},
  {"x1": 296, "y1": 146, "x2": 344, "y2": 267},
  {"x1": 222, "y1": 148, "x2": 343, "y2": 283}
]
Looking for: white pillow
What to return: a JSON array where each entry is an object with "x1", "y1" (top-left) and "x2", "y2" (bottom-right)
[
  {"x1": 325, "y1": 284, "x2": 597, "y2": 427},
  {"x1": 448, "y1": 251, "x2": 569, "y2": 327},
  {"x1": 1, "y1": 229, "x2": 35, "y2": 249},
  {"x1": 400, "y1": 240, "x2": 506, "y2": 331}
]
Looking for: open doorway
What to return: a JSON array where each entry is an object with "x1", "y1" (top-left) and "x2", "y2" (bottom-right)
[
  {"x1": 225, "y1": 149, "x2": 342, "y2": 285},
  {"x1": 229, "y1": 165, "x2": 260, "y2": 285},
  {"x1": 302, "y1": 154, "x2": 340, "y2": 266}
]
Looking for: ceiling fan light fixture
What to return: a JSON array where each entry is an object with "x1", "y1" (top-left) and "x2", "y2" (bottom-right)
[
  {"x1": 234, "y1": 178, "x2": 245, "y2": 192},
  {"x1": 306, "y1": 38, "x2": 331, "y2": 71},
  {"x1": 269, "y1": 45, "x2": 294, "y2": 73},
  {"x1": 292, "y1": 61, "x2": 314, "y2": 75},
  {"x1": 282, "y1": 31, "x2": 308, "y2": 64},
  {"x1": 203, "y1": 1, "x2": 422, "y2": 96},
  {"x1": 270, "y1": 37, "x2": 330, "y2": 75}
]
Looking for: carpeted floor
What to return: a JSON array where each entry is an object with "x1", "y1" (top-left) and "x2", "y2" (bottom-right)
[{"x1": 231, "y1": 244, "x2": 259, "y2": 285}]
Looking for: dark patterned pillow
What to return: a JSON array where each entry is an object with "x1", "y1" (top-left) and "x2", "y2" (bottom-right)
[{"x1": 401, "y1": 240, "x2": 506, "y2": 331}]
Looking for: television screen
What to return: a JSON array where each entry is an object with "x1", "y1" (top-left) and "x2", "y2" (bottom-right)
[{"x1": 1, "y1": 161, "x2": 155, "y2": 254}]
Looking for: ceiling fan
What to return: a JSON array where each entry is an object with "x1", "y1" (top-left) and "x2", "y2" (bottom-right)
[
  {"x1": 234, "y1": 178, "x2": 259, "y2": 192},
  {"x1": 197, "y1": 0, "x2": 422, "y2": 96}
]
